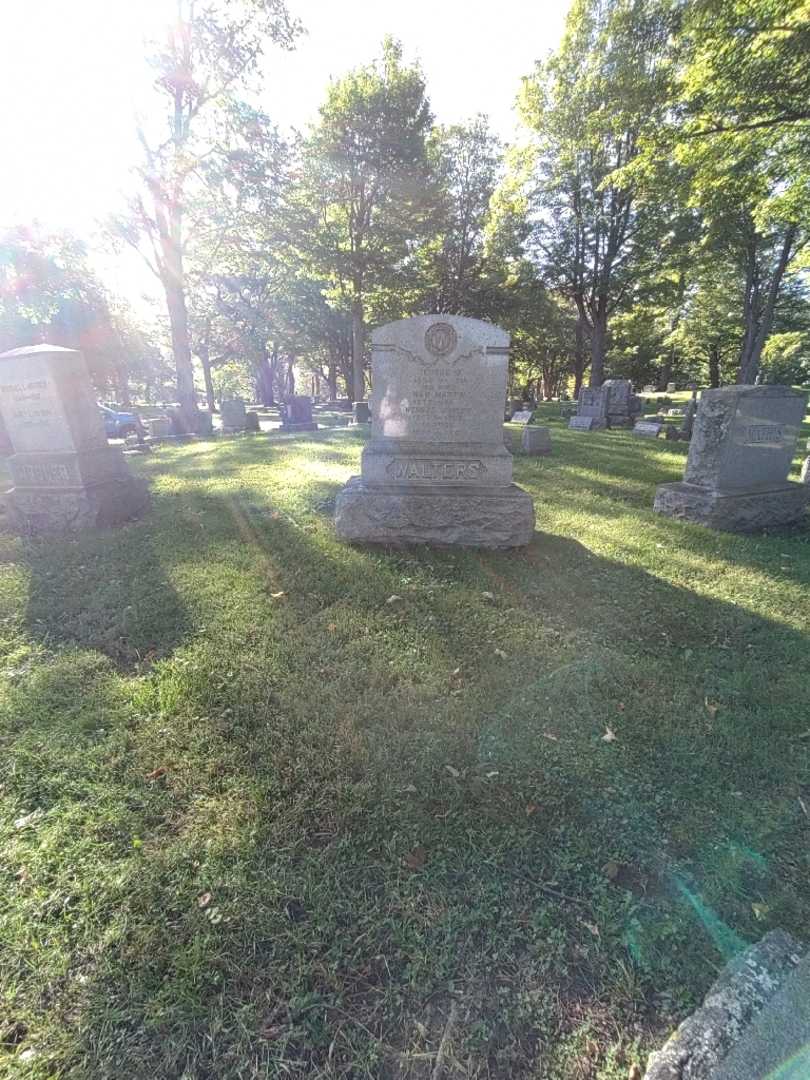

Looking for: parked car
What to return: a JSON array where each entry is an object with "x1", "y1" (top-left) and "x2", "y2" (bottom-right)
[{"x1": 99, "y1": 404, "x2": 140, "y2": 439}]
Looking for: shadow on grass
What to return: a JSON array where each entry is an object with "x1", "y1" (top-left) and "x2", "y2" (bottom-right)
[{"x1": 3, "y1": 458, "x2": 810, "y2": 1077}]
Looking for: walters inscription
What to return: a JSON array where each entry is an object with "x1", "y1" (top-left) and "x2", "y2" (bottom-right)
[{"x1": 386, "y1": 458, "x2": 487, "y2": 481}]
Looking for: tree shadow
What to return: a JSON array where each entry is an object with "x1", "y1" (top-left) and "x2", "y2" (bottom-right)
[{"x1": 3, "y1": 469, "x2": 810, "y2": 1077}]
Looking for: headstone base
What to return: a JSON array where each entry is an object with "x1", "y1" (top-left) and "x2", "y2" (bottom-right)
[
  {"x1": 653, "y1": 481, "x2": 809, "y2": 532},
  {"x1": 334, "y1": 477, "x2": 535, "y2": 548},
  {"x1": 569, "y1": 416, "x2": 606, "y2": 431},
  {"x1": 280, "y1": 422, "x2": 318, "y2": 433},
  {"x1": 6, "y1": 476, "x2": 149, "y2": 535},
  {"x1": 521, "y1": 426, "x2": 552, "y2": 455}
]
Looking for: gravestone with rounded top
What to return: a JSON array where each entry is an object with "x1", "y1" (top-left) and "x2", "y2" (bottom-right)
[
  {"x1": 280, "y1": 395, "x2": 317, "y2": 432},
  {"x1": 334, "y1": 315, "x2": 534, "y2": 546},
  {"x1": 653, "y1": 385, "x2": 808, "y2": 531},
  {"x1": 0, "y1": 345, "x2": 148, "y2": 534}
]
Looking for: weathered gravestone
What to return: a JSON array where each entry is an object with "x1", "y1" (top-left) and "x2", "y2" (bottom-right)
[
  {"x1": 280, "y1": 395, "x2": 317, "y2": 432},
  {"x1": 144, "y1": 416, "x2": 171, "y2": 439},
  {"x1": 510, "y1": 409, "x2": 534, "y2": 425},
  {"x1": 633, "y1": 419, "x2": 664, "y2": 438},
  {"x1": 667, "y1": 381, "x2": 677, "y2": 392},
  {"x1": 351, "y1": 401, "x2": 372, "y2": 425},
  {"x1": 220, "y1": 398, "x2": 247, "y2": 432},
  {"x1": 569, "y1": 386, "x2": 609, "y2": 430},
  {"x1": 334, "y1": 315, "x2": 535, "y2": 547},
  {"x1": 603, "y1": 379, "x2": 643, "y2": 428},
  {"x1": 522, "y1": 425, "x2": 552, "y2": 455},
  {"x1": 653, "y1": 385, "x2": 809, "y2": 531},
  {"x1": 0, "y1": 345, "x2": 148, "y2": 534}
]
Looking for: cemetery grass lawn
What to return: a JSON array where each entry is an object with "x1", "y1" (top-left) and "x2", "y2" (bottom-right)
[{"x1": 1, "y1": 411, "x2": 809, "y2": 1079}]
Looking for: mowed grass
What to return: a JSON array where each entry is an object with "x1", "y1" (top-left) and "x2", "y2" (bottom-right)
[{"x1": 1, "y1": 408, "x2": 809, "y2": 1079}]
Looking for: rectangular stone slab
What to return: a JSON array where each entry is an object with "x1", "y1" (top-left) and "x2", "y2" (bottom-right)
[
  {"x1": 684, "y1": 385, "x2": 806, "y2": 492},
  {"x1": 569, "y1": 416, "x2": 605, "y2": 431},
  {"x1": 653, "y1": 480, "x2": 808, "y2": 532},
  {"x1": 633, "y1": 421, "x2": 663, "y2": 438}
]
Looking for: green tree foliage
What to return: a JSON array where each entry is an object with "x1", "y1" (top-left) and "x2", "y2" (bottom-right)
[
  {"x1": 297, "y1": 37, "x2": 435, "y2": 401},
  {"x1": 112, "y1": 0, "x2": 300, "y2": 428},
  {"x1": 518, "y1": 0, "x2": 674, "y2": 387}
]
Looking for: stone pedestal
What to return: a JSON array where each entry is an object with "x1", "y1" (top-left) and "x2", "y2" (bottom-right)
[
  {"x1": 654, "y1": 385, "x2": 809, "y2": 532},
  {"x1": 350, "y1": 401, "x2": 371, "y2": 425},
  {"x1": 0, "y1": 345, "x2": 148, "y2": 535},
  {"x1": 220, "y1": 398, "x2": 247, "y2": 432},
  {"x1": 280, "y1": 395, "x2": 318, "y2": 433},
  {"x1": 521, "y1": 426, "x2": 552, "y2": 455},
  {"x1": 334, "y1": 316, "x2": 534, "y2": 548}
]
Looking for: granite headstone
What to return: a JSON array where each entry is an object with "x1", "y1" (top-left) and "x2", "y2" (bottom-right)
[
  {"x1": 0, "y1": 345, "x2": 148, "y2": 534},
  {"x1": 653, "y1": 385, "x2": 809, "y2": 531},
  {"x1": 334, "y1": 315, "x2": 535, "y2": 546},
  {"x1": 522, "y1": 425, "x2": 552, "y2": 456},
  {"x1": 569, "y1": 386, "x2": 608, "y2": 430},
  {"x1": 220, "y1": 398, "x2": 247, "y2": 432},
  {"x1": 280, "y1": 395, "x2": 317, "y2": 432}
]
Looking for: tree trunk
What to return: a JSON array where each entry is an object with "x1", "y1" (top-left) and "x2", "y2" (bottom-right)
[
  {"x1": 737, "y1": 224, "x2": 798, "y2": 385},
  {"x1": 115, "y1": 369, "x2": 131, "y2": 407},
  {"x1": 589, "y1": 311, "x2": 607, "y2": 388},
  {"x1": 286, "y1": 356, "x2": 296, "y2": 397},
  {"x1": 327, "y1": 351, "x2": 338, "y2": 401},
  {"x1": 708, "y1": 345, "x2": 720, "y2": 389},
  {"x1": 573, "y1": 314, "x2": 588, "y2": 398},
  {"x1": 164, "y1": 278, "x2": 198, "y2": 430},
  {"x1": 351, "y1": 297, "x2": 365, "y2": 402},
  {"x1": 197, "y1": 342, "x2": 216, "y2": 413},
  {"x1": 256, "y1": 344, "x2": 275, "y2": 406}
]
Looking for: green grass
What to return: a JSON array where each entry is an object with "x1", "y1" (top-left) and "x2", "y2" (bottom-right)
[{"x1": 1, "y1": 411, "x2": 809, "y2": 1079}]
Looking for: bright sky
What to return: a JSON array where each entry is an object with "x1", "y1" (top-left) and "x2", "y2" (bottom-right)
[{"x1": 0, "y1": 0, "x2": 568, "y2": 307}]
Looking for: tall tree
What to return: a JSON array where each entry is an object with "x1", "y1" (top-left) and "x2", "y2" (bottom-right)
[
  {"x1": 518, "y1": 0, "x2": 674, "y2": 386},
  {"x1": 299, "y1": 38, "x2": 434, "y2": 401},
  {"x1": 112, "y1": 0, "x2": 300, "y2": 430}
]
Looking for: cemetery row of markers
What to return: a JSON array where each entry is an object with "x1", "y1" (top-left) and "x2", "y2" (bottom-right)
[{"x1": 0, "y1": 317, "x2": 807, "y2": 543}]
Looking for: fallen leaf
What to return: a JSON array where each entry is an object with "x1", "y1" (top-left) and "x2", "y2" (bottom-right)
[
  {"x1": 752, "y1": 902, "x2": 770, "y2": 921},
  {"x1": 628, "y1": 1065, "x2": 643, "y2": 1080},
  {"x1": 602, "y1": 860, "x2": 620, "y2": 881},
  {"x1": 481, "y1": 591, "x2": 495, "y2": 601},
  {"x1": 259, "y1": 1023, "x2": 291, "y2": 1042},
  {"x1": 542, "y1": 731, "x2": 558, "y2": 741},
  {"x1": 270, "y1": 590, "x2": 286, "y2": 600},
  {"x1": 402, "y1": 846, "x2": 426, "y2": 871},
  {"x1": 444, "y1": 765, "x2": 461, "y2": 778},
  {"x1": 602, "y1": 726, "x2": 618, "y2": 743},
  {"x1": 705, "y1": 697, "x2": 719, "y2": 719},
  {"x1": 493, "y1": 648, "x2": 507, "y2": 659},
  {"x1": 525, "y1": 802, "x2": 540, "y2": 816},
  {"x1": 617, "y1": 702, "x2": 625, "y2": 712},
  {"x1": 799, "y1": 797, "x2": 808, "y2": 817},
  {"x1": 327, "y1": 623, "x2": 337, "y2": 632},
  {"x1": 145, "y1": 766, "x2": 169, "y2": 781},
  {"x1": 583, "y1": 921, "x2": 600, "y2": 937},
  {"x1": 485, "y1": 770, "x2": 499, "y2": 779},
  {"x1": 197, "y1": 892, "x2": 212, "y2": 909},
  {"x1": 401, "y1": 783, "x2": 418, "y2": 794},
  {"x1": 451, "y1": 666, "x2": 461, "y2": 677},
  {"x1": 385, "y1": 594, "x2": 403, "y2": 605}
]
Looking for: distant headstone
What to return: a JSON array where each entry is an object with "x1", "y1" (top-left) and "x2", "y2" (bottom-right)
[
  {"x1": 220, "y1": 398, "x2": 247, "y2": 432},
  {"x1": 510, "y1": 410, "x2": 534, "y2": 425},
  {"x1": 570, "y1": 386, "x2": 608, "y2": 430},
  {"x1": 334, "y1": 315, "x2": 535, "y2": 547},
  {"x1": 0, "y1": 345, "x2": 148, "y2": 534},
  {"x1": 633, "y1": 419, "x2": 664, "y2": 438},
  {"x1": 244, "y1": 410, "x2": 261, "y2": 432},
  {"x1": 280, "y1": 395, "x2": 317, "y2": 432},
  {"x1": 666, "y1": 408, "x2": 685, "y2": 416},
  {"x1": 679, "y1": 387, "x2": 699, "y2": 441},
  {"x1": 603, "y1": 379, "x2": 643, "y2": 428},
  {"x1": 569, "y1": 415, "x2": 602, "y2": 431},
  {"x1": 654, "y1": 385, "x2": 809, "y2": 531},
  {"x1": 643, "y1": 384, "x2": 657, "y2": 393},
  {"x1": 197, "y1": 410, "x2": 214, "y2": 436},
  {"x1": 522, "y1": 425, "x2": 552, "y2": 455},
  {"x1": 667, "y1": 382, "x2": 677, "y2": 392},
  {"x1": 144, "y1": 416, "x2": 171, "y2": 438},
  {"x1": 351, "y1": 400, "x2": 371, "y2": 425}
]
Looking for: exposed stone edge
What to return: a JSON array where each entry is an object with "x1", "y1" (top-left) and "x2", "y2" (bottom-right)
[{"x1": 644, "y1": 931, "x2": 807, "y2": 1080}]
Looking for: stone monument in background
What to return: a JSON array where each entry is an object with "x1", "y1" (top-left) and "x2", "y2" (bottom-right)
[
  {"x1": 334, "y1": 315, "x2": 535, "y2": 547},
  {"x1": 0, "y1": 345, "x2": 148, "y2": 535},
  {"x1": 280, "y1": 395, "x2": 318, "y2": 432},
  {"x1": 653, "y1": 385, "x2": 808, "y2": 531}
]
